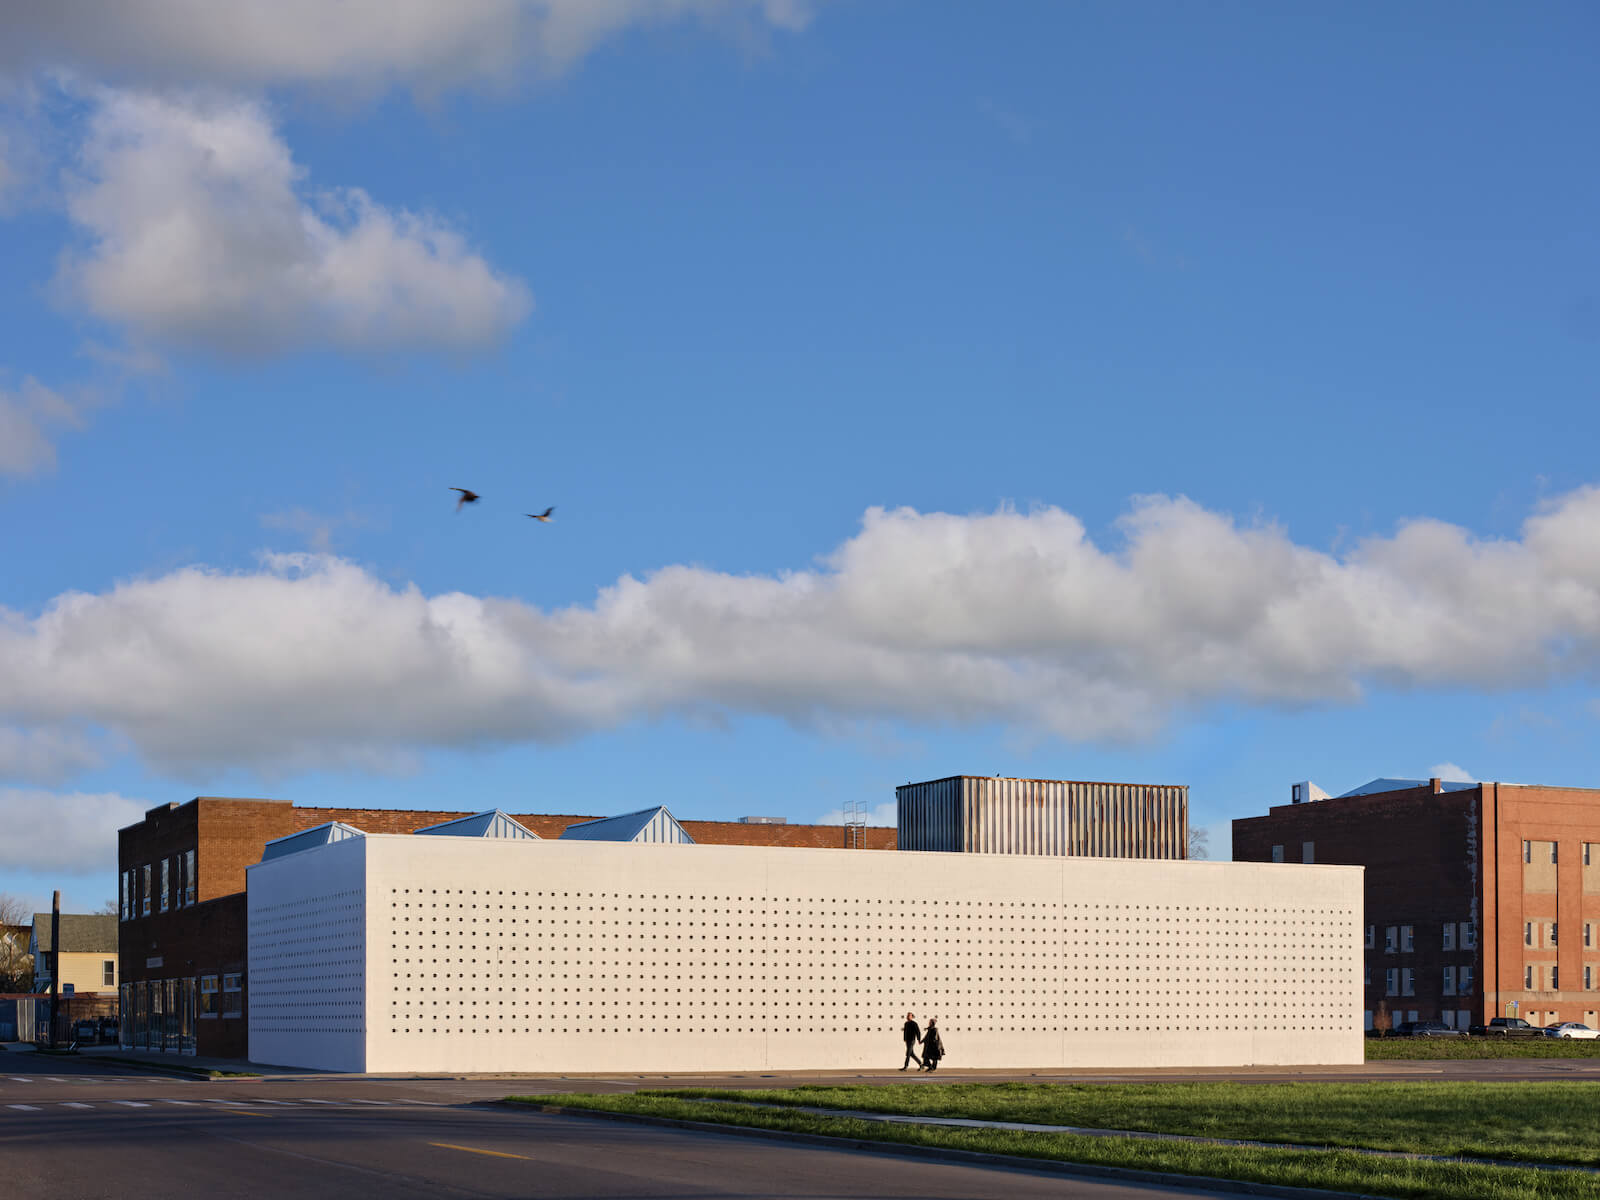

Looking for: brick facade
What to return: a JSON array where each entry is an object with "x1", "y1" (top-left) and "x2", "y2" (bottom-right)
[
  {"x1": 117, "y1": 796, "x2": 893, "y2": 1058},
  {"x1": 1234, "y1": 780, "x2": 1600, "y2": 1031}
]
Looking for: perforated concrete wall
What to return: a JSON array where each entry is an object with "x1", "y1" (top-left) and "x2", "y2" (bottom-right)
[{"x1": 248, "y1": 837, "x2": 1363, "y2": 1073}]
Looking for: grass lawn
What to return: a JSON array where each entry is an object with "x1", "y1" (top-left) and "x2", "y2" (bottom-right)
[
  {"x1": 516, "y1": 1086, "x2": 1599, "y2": 1200},
  {"x1": 1368, "y1": 1039, "x2": 1600, "y2": 1060}
]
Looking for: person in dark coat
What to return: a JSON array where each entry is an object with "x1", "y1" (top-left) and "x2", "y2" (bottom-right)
[
  {"x1": 920, "y1": 1018, "x2": 944, "y2": 1071},
  {"x1": 900, "y1": 1012, "x2": 923, "y2": 1070}
]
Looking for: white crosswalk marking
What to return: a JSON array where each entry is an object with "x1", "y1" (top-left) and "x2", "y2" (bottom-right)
[
  {"x1": 8, "y1": 1078, "x2": 32, "y2": 1083},
  {"x1": 62, "y1": 1102, "x2": 93, "y2": 1110},
  {"x1": 250, "y1": 1099, "x2": 297, "y2": 1105},
  {"x1": 47, "y1": 1077, "x2": 67, "y2": 1083},
  {"x1": 298, "y1": 1098, "x2": 337, "y2": 1104},
  {"x1": 161, "y1": 1099, "x2": 196, "y2": 1106},
  {"x1": 112, "y1": 1100, "x2": 150, "y2": 1108},
  {"x1": 347, "y1": 1099, "x2": 390, "y2": 1105},
  {"x1": 7, "y1": 1104, "x2": 40, "y2": 1111}
]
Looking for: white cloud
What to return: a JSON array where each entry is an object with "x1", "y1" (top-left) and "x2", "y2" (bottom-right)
[
  {"x1": 0, "y1": 376, "x2": 86, "y2": 477},
  {"x1": 8, "y1": 488, "x2": 1600, "y2": 773},
  {"x1": 0, "y1": 725, "x2": 102, "y2": 782},
  {"x1": 57, "y1": 90, "x2": 530, "y2": 355},
  {"x1": 1427, "y1": 762, "x2": 1477, "y2": 784},
  {"x1": 0, "y1": 1, "x2": 814, "y2": 92},
  {"x1": 0, "y1": 789, "x2": 146, "y2": 873}
]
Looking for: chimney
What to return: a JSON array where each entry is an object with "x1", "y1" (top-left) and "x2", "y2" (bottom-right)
[{"x1": 1430, "y1": 777, "x2": 1442, "y2": 793}]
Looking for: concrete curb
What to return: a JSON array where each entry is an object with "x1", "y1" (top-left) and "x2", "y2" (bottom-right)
[{"x1": 503, "y1": 1101, "x2": 1391, "y2": 1200}]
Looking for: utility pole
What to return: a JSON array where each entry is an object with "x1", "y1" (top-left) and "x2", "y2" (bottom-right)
[{"x1": 48, "y1": 891, "x2": 60, "y2": 1048}]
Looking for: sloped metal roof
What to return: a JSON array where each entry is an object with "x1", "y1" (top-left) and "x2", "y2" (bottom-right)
[
  {"x1": 260, "y1": 821, "x2": 366, "y2": 861},
  {"x1": 414, "y1": 810, "x2": 540, "y2": 840},
  {"x1": 559, "y1": 806, "x2": 694, "y2": 844},
  {"x1": 1337, "y1": 778, "x2": 1477, "y2": 798}
]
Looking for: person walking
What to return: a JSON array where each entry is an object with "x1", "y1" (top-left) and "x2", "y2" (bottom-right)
[
  {"x1": 900, "y1": 1012, "x2": 923, "y2": 1070},
  {"x1": 920, "y1": 1018, "x2": 944, "y2": 1071}
]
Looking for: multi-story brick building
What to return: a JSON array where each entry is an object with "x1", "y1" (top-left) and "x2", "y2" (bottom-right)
[
  {"x1": 1234, "y1": 778, "x2": 1600, "y2": 1032},
  {"x1": 118, "y1": 796, "x2": 896, "y2": 1057}
]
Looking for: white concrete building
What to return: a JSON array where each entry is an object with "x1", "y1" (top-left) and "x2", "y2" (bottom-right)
[{"x1": 247, "y1": 833, "x2": 1363, "y2": 1073}]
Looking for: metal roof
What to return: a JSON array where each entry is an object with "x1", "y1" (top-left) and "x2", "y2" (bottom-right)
[
  {"x1": 559, "y1": 806, "x2": 694, "y2": 845},
  {"x1": 1337, "y1": 778, "x2": 1477, "y2": 798},
  {"x1": 260, "y1": 821, "x2": 366, "y2": 861},
  {"x1": 413, "y1": 810, "x2": 540, "y2": 840}
]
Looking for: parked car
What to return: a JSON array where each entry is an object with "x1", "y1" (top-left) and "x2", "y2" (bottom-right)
[
  {"x1": 99, "y1": 1016, "x2": 119, "y2": 1041},
  {"x1": 1391, "y1": 1020, "x2": 1465, "y2": 1038},
  {"x1": 1468, "y1": 1017, "x2": 1543, "y2": 1037},
  {"x1": 1544, "y1": 1022, "x2": 1600, "y2": 1040}
]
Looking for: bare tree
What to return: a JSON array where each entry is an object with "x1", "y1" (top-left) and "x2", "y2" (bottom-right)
[
  {"x1": 1187, "y1": 826, "x2": 1210, "y2": 860},
  {"x1": 0, "y1": 893, "x2": 35, "y2": 993},
  {"x1": 94, "y1": 899, "x2": 119, "y2": 916}
]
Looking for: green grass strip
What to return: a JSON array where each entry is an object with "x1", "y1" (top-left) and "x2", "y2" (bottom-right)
[
  {"x1": 516, "y1": 1091, "x2": 1596, "y2": 1200},
  {"x1": 643, "y1": 1081, "x2": 1600, "y2": 1167},
  {"x1": 1367, "y1": 1040, "x2": 1600, "y2": 1060}
]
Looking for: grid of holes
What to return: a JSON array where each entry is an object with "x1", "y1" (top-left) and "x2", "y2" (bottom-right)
[
  {"x1": 384, "y1": 890, "x2": 1357, "y2": 1038},
  {"x1": 252, "y1": 887, "x2": 364, "y2": 1034}
]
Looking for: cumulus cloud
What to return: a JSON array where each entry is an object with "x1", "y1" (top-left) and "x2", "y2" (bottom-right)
[
  {"x1": 1427, "y1": 762, "x2": 1477, "y2": 784},
  {"x1": 0, "y1": 725, "x2": 103, "y2": 783},
  {"x1": 816, "y1": 801, "x2": 897, "y2": 827},
  {"x1": 0, "y1": 376, "x2": 87, "y2": 477},
  {"x1": 7, "y1": 489, "x2": 1600, "y2": 772},
  {"x1": 0, "y1": 1, "x2": 813, "y2": 91},
  {"x1": 0, "y1": 789, "x2": 146, "y2": 873},
  {"x1": 57, "y1": 90, "x2": 530, "y2": 355}
]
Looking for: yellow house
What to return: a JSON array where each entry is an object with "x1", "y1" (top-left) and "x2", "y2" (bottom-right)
[{"x1": 30, "y1": 914, "x2": 118, "y2": 995}]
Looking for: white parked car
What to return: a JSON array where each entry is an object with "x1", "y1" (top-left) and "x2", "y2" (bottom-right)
[{"x1": 1544, "y1": 1022, "x2": 1600, "y2": 1039}]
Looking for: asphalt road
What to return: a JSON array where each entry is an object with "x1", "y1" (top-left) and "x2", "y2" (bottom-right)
[{"x1": 0, "y1": 1055, "x2": 1246, "y2": 1199}]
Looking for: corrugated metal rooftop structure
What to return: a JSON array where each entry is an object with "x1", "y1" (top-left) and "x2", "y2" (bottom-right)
[
  {"x1": 560, "y1": 806, "x2": 694, "y2": 845},
  {"x1": 1337, "y1": 778, "x2": 1477, "y2": 798},
  {"x1": 897, "y1": 775, "x2": 1188, "y2": 859},
  {"x1": 260, "y1": 821, "x2": 365, "y2": 861},
  {"x1": 414, "y1": 810, "x2": 540, "y2": 840}
]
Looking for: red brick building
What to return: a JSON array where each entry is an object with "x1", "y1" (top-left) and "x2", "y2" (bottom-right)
[
  {"x1": 118, "y1": 796, "x2": 895, "y2": 1057},
  {"x1": 1234, "y1": 779, "x2": 1600, "y2": 1032}
]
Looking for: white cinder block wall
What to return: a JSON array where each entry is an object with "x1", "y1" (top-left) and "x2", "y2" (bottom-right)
[{"x1": 248, "y1": 836, "x2": 1363, "y2": 1073}]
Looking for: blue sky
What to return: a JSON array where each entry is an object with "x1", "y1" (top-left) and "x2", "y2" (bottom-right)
[{"x1": 2, "y1": 2, "x2": 1598, "y2": 913}]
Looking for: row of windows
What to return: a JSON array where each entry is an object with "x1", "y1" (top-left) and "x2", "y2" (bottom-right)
[
  {"x1": 197, "y1": 973, "x2": 244, "y2": 1018},
  {"x1": 1522, "y1": 841, "x2": 1598, "y2": 865},
  {"x1": 1522, "y1": 965, "x2": 1600, "y2": 991},
  {"x1": 1375, "y1": 966, "x2": 1476, "y2": 997},
  {"x1": 1523, "y1": 921, "x2": 1597, "y2": 949},
  {"x1": 1364, "y1": 922, "x2": 1477, "y2": 953},
  {"x1": 120, "y1": 850, "x2": 196, "y2": 920}
]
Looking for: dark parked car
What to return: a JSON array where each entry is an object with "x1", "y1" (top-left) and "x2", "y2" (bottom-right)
[
  {"x1": 98, "y1": 1016, "x2": 119, "y2": 1041},
  {"x1": 72, "y1": 1018, "x2": 99, "y2": 1043},
  {"x1": 1391, "y1": 1020, "x2": 1465, "y2": 1038},
  {"x1": 1468, "y1": 1017, "x2": 1543, "y2": 1037}
]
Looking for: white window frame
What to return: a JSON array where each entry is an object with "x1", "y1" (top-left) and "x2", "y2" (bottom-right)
[
  {"x1": 1461, "y1": 921, "x2": 1477, "y2": 950},
  {"x1": 141, "y1": 864, "x2": 151, "y2": 916},
  {"x1": 185, "y1": 849, "x2": 197, "y2": 906},
  {"x1": 1384, "y1": 926, "x2": 1398, "y2": 954},
  {"x1": 1385, "y1": 967, "x2": 1399, "y2": 996},
  {"x1": 200, "y1": 975, "x2": 219, "y2": 1019},
  {"x1": 1401, "y1": 925, "x2": 1414, "y2": 953},
  {"x1": 102, "y1": 959, "x2": 115, "y2": 987},
  {"x1": 1443, "y1": 965, "x2": 1457, "y2": 996},
  {"x1": 1442, "y1": 922, "x2": 1456, "y2": 951},
  {"x1": 222, "y1": 973, "x2": 243, "y2": 1019},
  {"x1": 160, "y1": 858, "x2": 169, "y2": 913},
  {"x1": 120, "y1": 871, "x2": 130, "y2": 922},
  {"x1": 1460, "y1": 966, "x2": 1474, "y2": 994},
  {"x1": 1402, "y1": 967, "x2": 1415, "y2": 997}
]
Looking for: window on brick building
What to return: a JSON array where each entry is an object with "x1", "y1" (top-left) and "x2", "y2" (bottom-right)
[
  {"x1": 1460, "y1": 967, "x2": 1474, "y2": 994},
  {"x1": 1461, "y1": 921, "x2": 1477, "y2": 950},
  {"x1": 200, "y1": 975, "x2": 219, "y2": 1018},
  {"x1": 1526, "y1": 965, "x2": 1536, "y2": 990},
  {"x1": 1551, "y1": 966, "x2": 1560, "y2": 990},
  {"x1": 1402, "y1": 968, "x2": 1415, "y2": 996},
  {"x1": 1271, "y1": 844, "x2": 1283, "y2": 863},
  {"x1": 1385, "y1": 967, "x2": 1399, "y2": 996},
  {"x1": 1384, "y1": 926, "x2": 1398, "y2": 954},
  {"x1": 185, "y1": 849, "x2": 196, "y2": 905},
  {"x1": 1525, "y1": 922, "x2": 1535, "y2": 948},
  {"x1": 1523, "y1": 840, "x2": 1532, "y2": 863},
  {"x1": 1586, "y1": 966, "x2": 1594, "y2": 991},
  {"x1": 1443, "y1": 966, "x2": 1457, "y2": 996},
  {"x1": 222, "y1": 973, "x2": 243, "y2": 1018},
  {"x1": 1302, "y1": 841, "x2": 1314, "y2": 864},
  {"x1": 1443, "y1": 923, "x2": 1456, "y2": 951},
  {"x1": 141, "y1": 864, "x2": 151, "y2": 916},
  {"x1": 1551, "y1": 843, "x2": 1559, "y2": 864},
  {"x1": 119, "y1": 871, "x2": 129, "y2": 922},
  {"x1": 160, "y1": 858, "x2": 169, "y2": 912},
  {"x1": 1586, "y1": 843, "x2": 1593, "y2": 866},
  {"x1": 1586, "y1": 922, "x2": 1593, "y2": 949},
  {"x1": 1365, "y1": 925, "x2": 1375, "y2": 950},
  {"x1": 1550, "y1": 922, "x2": 1558, "y2": 946},
  {"x1": 1401, "y1": 925, "x2": 1414, "y2": 953}
]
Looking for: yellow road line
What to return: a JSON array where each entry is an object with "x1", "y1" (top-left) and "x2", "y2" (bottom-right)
[
  {"x1": 219, "y1": 1109, "x2": 272, "y2": 1118},
  {"x1": 428, "y1": 1142, "x2": 531, "y2": 1161}
]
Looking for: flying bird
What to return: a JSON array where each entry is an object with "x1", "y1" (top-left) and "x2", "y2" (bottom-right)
[
  {"x1": 526, "y1": 507, "x2": 556, "y2": 523},
  {"x1": 450, "y1": 488, "x2": 481, "y2": 512}
]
